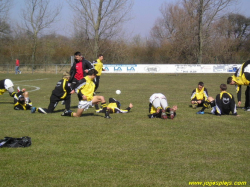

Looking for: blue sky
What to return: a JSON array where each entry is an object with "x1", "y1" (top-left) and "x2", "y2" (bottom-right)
[{"x1": 10, "y1": 0, "x2": 250, "y2": 37}]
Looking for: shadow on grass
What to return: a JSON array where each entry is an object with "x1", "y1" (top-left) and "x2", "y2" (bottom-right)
[
  {"x1": 80, "y1": 113, "x2": 104, "y2": 118},
  {"x1": 0, "y1": 102, "x2": 13, "y2": 104}
]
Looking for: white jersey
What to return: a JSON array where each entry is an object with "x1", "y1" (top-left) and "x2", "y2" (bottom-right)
[{"x1": 149, "y1": 93, "x2": 167, "y2": 103}]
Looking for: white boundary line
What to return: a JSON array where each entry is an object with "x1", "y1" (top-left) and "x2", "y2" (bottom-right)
[
  {"x1": 14, "y1": 78, "x2": 49, "y2": 92},
  {"x1": 21, "y1": 85, "x2": 41, "y2": 92},
  {"x1": 14, "y1": 78, "x2": 49, "y2": 83}
]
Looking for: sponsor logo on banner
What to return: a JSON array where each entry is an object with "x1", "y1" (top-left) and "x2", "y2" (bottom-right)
[
  {"x1": 213, "y1": 65, "x2": 226, "y2": 72},
  {"x1": 114, "y1": 67, "x2": 122, "y2": 71},
  {"x1": 104, "y1": 67, "x2": 109, "y2": 71},
  {"x1": 127, "y1": 67, "x2": 135, "y2": 71},
  {"x1": 144, "y1": 66, "x2": 160, "y2": 72}
]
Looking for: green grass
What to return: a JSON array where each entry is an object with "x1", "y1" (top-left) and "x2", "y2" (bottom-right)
[{"x1": 0, "y1": 73, "x2": 249, "y2": 187}]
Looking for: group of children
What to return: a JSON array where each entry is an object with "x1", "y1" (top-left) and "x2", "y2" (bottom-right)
[
  {"x1": 0, "y1": 52, "x2": 136, "y2": 119},
  {"x1": 191, "y1": 60, "x2": 250, "y2": 116},
  {"x1": 2, "y1": 54, "x2": 250, "y2": 119},
  {"x1": 191, "y1": 82, "x2": 238, "y2": 116}
]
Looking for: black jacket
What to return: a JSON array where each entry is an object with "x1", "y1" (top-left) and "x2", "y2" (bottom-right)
[
  {"x1": 69, "y1": 58, "x2": 93, "y2": 83},
  {"x1": 52, "y1": 78, "x2": 72, "y2": 99}
]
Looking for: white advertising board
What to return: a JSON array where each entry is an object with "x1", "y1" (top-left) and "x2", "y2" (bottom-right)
[{"x1": 102, "y1": 64, "x2": 241, "y2": 73}]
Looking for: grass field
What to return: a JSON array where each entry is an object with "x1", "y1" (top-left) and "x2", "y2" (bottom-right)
[{"x1": 0, "y1": 73, "x2": 249, "y2": 187}]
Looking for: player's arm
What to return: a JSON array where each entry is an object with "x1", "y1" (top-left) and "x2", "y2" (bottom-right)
[
  {"x1": 114, "y1": 104, "x2": 133, "y2": 113},
  {"x1": 114, "y1": 108, "x2": 129, "y2": 113},
  {"x1": 230, "y1": 95, "x2": 238, "y2": 115},
  {"x1": 203, "y1": 88, "x2": 209, "y2": 100},
  {"x1": 236, "y1": 85, "x2": 242, "y2": 106},
  {"x1": 69, "y1": 63, "x2": 75, "y2": 83},
  {"x1": 191, "y1": 89, "x2": 196, "y2": 101},
  {"x1": 85, "y1": 60, "x2": 94, "y2": 72},
  {"x1": 65, "y1": 80, "x2": 73, "y2": 94},
  {"x1": 75, "y1": 79, "x2": 87, "y2": 99}
]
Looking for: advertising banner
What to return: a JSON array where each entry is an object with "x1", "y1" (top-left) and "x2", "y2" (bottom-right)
[{"x1": 103, "y1": 64, "x2": 241, "y2": 73}]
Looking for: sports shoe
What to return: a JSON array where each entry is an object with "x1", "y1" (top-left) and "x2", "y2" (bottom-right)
[
  {"x1": 196, "y1": 111, "x2": 204, "y2": 114},
  {"x1": 38, "y1": 107, "x2": 47, "y2": 114},
  {"x1": 245, "y1": 107, "x2": 250, "y2": 112},
  {"x1": 96, "y1": 109, "x2": 102, "y2": 113},
  {"x1": 31, "y1": 107, "x2": 36, "y2": 113},
  {"x1": 104, "y1": 111, "x2": 111, "y2": 119},
  {"x1": 17, "y1": 86, "x2": 20, "y2": 92},
  {"x1": 104, "y1": 115, "x2": 112, "y2": 119},
  {"x1": 170, "y1": 109, "x2": 174, "y2": 119},
  {"x1": 149, "y1": 114, "x2": 155, "y2": 118},
  {"x1": 19, "y1": 71, "x2": 21, "y2": 74},
  {"x1": 61, "y1": 109, "x2": 72, "y2": 116},
  {"x1": 161, "y1": 112, "x2": 167, "y2": 119},
  {"x1": 192, "y1": 103, "x2": 197, "y2": 109}
]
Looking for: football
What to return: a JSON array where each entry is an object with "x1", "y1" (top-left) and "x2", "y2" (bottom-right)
[{"x1": 116, "y1": 90, "x2": 121, "y2": 94}]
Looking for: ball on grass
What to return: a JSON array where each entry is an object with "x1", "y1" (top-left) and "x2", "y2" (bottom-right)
[{"x1": 116, "y1": 90, "x2": 121, "y2": 95}]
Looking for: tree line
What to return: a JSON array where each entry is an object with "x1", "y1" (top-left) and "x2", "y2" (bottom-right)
[{"x1": 0, "y1": 0, "x2": 249, "y2": 66}]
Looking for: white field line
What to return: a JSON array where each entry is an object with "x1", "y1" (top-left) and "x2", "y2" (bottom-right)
[
  {"x1": 14, "y1": 78, "x2": 49, "y2": 92},
  {"x1": 21, "y1": 85, "x2": 41, "y2": 92},
  {"x1": 14, "y1": 78, "x2": 49, "y2": 83}
]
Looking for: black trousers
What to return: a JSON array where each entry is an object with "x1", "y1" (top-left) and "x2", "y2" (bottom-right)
[
  {"x1": 245, "y1": 86, "x2": 250, "y2": 108},
  {"x1": 94, "y1": 76, "x2": 100, "y2": 91},
  {"x1": 47, "y1": 94, "x2": 71, "y2": 113}
]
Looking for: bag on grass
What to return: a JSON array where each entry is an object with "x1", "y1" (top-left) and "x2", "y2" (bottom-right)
[{"x1": 0, "y1": 136, "x2": 31, "y2": 148}]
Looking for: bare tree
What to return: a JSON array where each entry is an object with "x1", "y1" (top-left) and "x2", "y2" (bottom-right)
[
  {"x1": 0, "y1": 0, "x2": 11, "y2": 36},
  {"x1": 21, "y1": 0, "x2": 61, "y2": 68},
  {"x1": 183, "y1": 0, "x2": 235, "y2": 63},
  {"x1": 70, "y1": 0, "x2": 133, "y2": 57},
  {"x1": 151, "y1": 0, "x2": 235, "y2": 64}
]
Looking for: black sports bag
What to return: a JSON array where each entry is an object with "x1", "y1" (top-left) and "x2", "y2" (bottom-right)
[{"x1": 0, "y1": 136, "x2": 31, "y2": 148}]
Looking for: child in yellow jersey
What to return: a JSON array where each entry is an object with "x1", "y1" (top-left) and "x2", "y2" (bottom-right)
[
  {"x1": 13, "y1": 88, "x2": 32, "y2": 110},
  {"x1": 93, "y1": 54, "x2": 105, "y2": 92},
  {"x1": 190, "y1": 81, "x2": 209, "y2": 109},
  {"x1": 61, "y1": 69, "x2": 111, "y2": 118},
  {"x1": 197, "y1": 84, "x2": 238, "y2": 116},
  {"x1": 96, "y1": 98, "x2": 133, "y2": 114}
]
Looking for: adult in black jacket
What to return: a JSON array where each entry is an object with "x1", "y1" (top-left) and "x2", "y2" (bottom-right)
[{"x1": 69, "y1": 51, "x2": 93, "y2": 89}]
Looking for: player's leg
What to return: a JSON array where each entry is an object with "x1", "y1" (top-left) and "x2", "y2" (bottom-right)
[
  {"x1": 152, "y1": 98, "x2": 166, "y2": 119},
  {"x1": 64, "y1": 95, "x2": 71, "y2": 111},
  {"x1": 92, "y1": 96, "x2": 111, "y2": 118},
  {"x1": 197, "y1": 97, "x2": 215, "y2": 114},
  {"x1": 4, "y1": 79, "x2": 15, "y2": 97},
  {"x1": 94, "y1": 76, "x2": 100, "y2": 92},
  {"x1": 152, "y1": 98, "x2": 161, "y2": 113},
  {"x1": 159, "y1": 98, "x2": 169, "y2": 119},
  {"x1": 245, "y1": 86, "x2": 250, "y2": 111},
  {"x1": 72, "y1": 108, "x2": 84, "y2": 117},
  {"x1": 47, "y1": 95, "x2": 60, "y2": 113}
]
